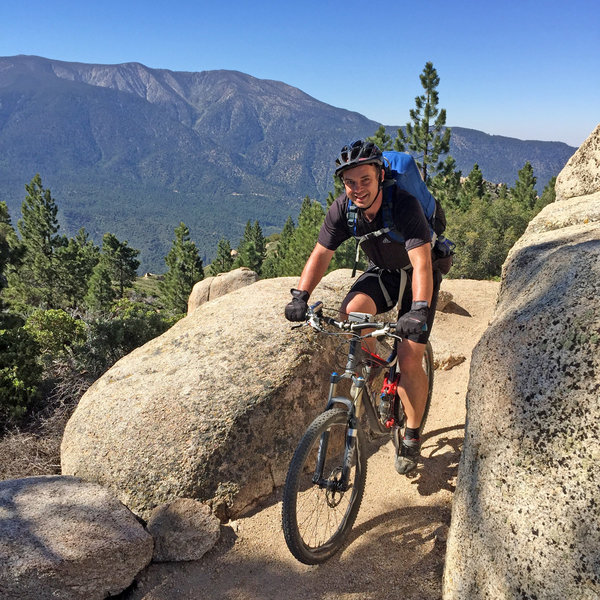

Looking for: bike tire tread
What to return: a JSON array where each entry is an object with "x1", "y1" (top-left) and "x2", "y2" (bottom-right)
[{"x1": 281, "y1": 407, "x2": 367, "y2": 564}]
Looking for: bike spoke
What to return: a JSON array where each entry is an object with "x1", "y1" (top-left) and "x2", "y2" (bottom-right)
[
  {"x1": 292, "y1": 420, "x2": 358, "y2": 550},
  {"x1": 283, "y1": 308, "x2": 432, "y2": 564},
  {"x1": 296, "y1": 484, "x2": 351, "y2": 547}
]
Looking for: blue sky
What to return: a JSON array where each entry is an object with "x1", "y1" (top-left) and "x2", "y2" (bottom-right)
[{"x1": 2, "y1": 0, "x2": 598, "y2": 147}]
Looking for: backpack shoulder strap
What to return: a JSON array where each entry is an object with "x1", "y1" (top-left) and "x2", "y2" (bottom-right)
[
  {"x1": 346, "y1": 185, "x2": 397, "y2": 244},
  {"x1": 380, "y1": 181, "x2": 404, "y2": 243},
  {"x1": 346, "y1": 197, "x2": 358, "y2": 235}
]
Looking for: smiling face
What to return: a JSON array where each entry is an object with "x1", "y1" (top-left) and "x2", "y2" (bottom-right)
[{"x1": 341, "y1": 163, "x2": 383, "y2": 212}]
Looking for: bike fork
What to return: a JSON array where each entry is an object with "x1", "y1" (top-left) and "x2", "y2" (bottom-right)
[
  {"x1": 342, "y1": 416, "x2": 359, "y2": 488},
  {"x1": 312, "y1": 415, "x2": 358, "y2": 492},
  {"x1": 311, "y1": 371, "x2": 361, "y2": 491}
]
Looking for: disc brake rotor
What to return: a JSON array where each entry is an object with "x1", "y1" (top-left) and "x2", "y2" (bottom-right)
[{"x1": 325, "y1": 467, "x2": 346, "y2": 507}]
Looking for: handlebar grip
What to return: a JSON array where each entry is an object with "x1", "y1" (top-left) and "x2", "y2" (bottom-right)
[{"x1": 309, "y1": 301, "x2": 323, "y2": 313}]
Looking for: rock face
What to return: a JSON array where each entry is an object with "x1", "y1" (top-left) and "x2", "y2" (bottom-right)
[
  {"x1": 555, "y1": 123, "x2": 600, "y2": 201},
  {"x1": 62, "y1": 270, "x2": 363, "y2": 519},
  {"x1": 187, "y1": 267, "x2": 259, "y2": 313},
  {"x1": 146, "y1": 498, "x2": 221, "y2": 562},
  {"x1": 444, "y1": 127, "x2": 600, "y2": 598},
  {"x1": 0, "y1": 476, "x2": 153, "y2": 600}
]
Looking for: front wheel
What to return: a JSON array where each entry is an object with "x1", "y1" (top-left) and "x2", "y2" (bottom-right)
[{"x1": 282, "y1": 407, "x2": 367, "y2": 564}]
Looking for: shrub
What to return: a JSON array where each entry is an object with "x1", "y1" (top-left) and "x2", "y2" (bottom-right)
[
  {"x1": 24, "y1": 309, "x2": 86, "y2": 357},
  {"x1": 83, "y1": 299, "x2": 181, "y2": 377},
  {"x1": 0, "y1": 324, "x2": 41, "y2": 426}
]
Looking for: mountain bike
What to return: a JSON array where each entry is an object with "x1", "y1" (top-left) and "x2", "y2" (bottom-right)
[{"x1": 281, "y1": 301, "x2": 434, "y2": 564}]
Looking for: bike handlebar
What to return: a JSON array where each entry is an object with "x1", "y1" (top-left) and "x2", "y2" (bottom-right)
[{"x1": 300, "y1": 301, "x2": 401, "y2": 341}]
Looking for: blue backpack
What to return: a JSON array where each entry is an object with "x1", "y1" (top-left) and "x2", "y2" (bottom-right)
[{"x1": 346, "y1": 151, "x2": 453, "y2": 275}]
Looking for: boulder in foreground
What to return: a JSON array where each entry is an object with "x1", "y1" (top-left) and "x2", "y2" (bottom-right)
[{"x1": 0, "y1": 476, "x2": 153, "y2": 600}]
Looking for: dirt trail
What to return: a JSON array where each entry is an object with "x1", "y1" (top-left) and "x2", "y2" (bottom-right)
[{"x1": 124, "y1": 280, "x2": 499, "y2": 600}]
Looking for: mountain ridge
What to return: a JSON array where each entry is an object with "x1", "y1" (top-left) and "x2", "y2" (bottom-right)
[{"x1": 0, "y1": 55, "x2": 576, "y2": 272}]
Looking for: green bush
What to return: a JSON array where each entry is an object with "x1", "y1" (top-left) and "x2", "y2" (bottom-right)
[
  {"x1": 24, "y1": 309, "x2": 86, "y2": 357},
  {"x1": 83, "y1": 299, "x2": 182, "y2": 377},
  {"x1": 0, "y1": 324, "x2": 42, "y2": 425}
]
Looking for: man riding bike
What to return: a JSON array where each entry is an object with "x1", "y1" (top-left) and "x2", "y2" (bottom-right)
[{"x1": 284, "y1": 140, "x2": 442, "y2": 474}]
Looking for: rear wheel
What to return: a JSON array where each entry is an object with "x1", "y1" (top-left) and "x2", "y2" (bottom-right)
[
  {"x1": 419, "y1": 340, "x2": 435, "y2": 436},
  {"x1": 282, "y1": 407, "x2": 367, "y2": 564},
  {"x1": 392, "y1": 340, "x2": 435, "y2": 449}
]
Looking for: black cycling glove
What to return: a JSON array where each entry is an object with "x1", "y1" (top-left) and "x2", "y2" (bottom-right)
[
  {"x1": 396, "y1": 301, "x2": 429, "y2": 337},
  {"x1": 285, "y1": 289, "x2": 310, "y2": 322}
]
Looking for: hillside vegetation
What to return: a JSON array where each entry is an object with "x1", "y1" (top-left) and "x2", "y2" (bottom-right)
[
  {"x1": 0, "y1": 55, "x2": 574, "y2": 272},
  {"x1": 0, "y1": 58, "x2": 566, "y2": 487}
]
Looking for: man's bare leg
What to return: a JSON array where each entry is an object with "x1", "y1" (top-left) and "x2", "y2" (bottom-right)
[
  {"x1": 340, "y1": 292, "x2": 377, "y2": 353},
  {"x1": 395, "y1": 339, "x2": 428, "y2": 474},
  {"x1": 396, "y1": 339, "x2": 428, "y2": 429}
]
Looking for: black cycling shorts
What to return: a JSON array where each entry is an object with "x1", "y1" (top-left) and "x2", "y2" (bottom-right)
[{"x1": 343, "y1": 266, "x2": 442, "y2": 344}]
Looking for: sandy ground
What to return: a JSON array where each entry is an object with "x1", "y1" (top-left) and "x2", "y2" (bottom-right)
[{"x1": 122, "y1": 279, "x2": 499, "y2": 600}]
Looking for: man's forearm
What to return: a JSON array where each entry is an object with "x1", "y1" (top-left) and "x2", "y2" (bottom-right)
[
  {"x1": 408, "y1": 244, "x2": 433, "y2": 305},
  {"x1": 297, "y1": 243, "x2": 335, "y2": 295}
]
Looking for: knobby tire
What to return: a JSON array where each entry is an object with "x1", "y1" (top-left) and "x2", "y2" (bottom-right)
[
  {"x1": 419, "y1": 340, "x2": 435, "y2": 436},
  {"x1": 389, "y1": 339, "x2": 435, "y2": 449},
  {"x1": 282, "y1": 407, "x2": 367, "y2": 564}
]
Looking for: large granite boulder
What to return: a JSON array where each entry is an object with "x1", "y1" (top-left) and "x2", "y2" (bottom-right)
[
  {"x1": 0, "y1": 476, "x2": 153, "y2": 600},
  {"x1": 62, "y1": 270, "x2": 365, "y2": 520},
  {"x1": 444, "y1": 127, "x2": 600, "y2": 598},
  {"x1": 187, "y1": 267, "x2": 259, "y2": 313},
  {"x1": 555, "y1": 122, "x2": 600, "y2": 201},
  {"x1": 146, "y1": 498, "x2": 221, "y2": 562}
]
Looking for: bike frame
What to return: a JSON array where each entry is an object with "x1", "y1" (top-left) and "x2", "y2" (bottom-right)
[
  {"x1": 314, "y1": 333, "x2": 398, "y2": 493},
  {"x1": 283, "y1": 302, "x2": 434, "y2": 564}
]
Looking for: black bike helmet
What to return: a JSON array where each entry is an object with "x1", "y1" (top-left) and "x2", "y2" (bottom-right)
[{"x1": 334, "y1": 140, "x2": 384, "y2": 177}]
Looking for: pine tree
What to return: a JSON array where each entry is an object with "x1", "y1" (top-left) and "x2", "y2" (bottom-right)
[
  {"x1": 366, "y1": 125, "x2": 393, "y2": 151},
  {"x1": 394, "y1": 62, "x2": 451, "y2": 184},
  {"x1": 85, "y1": 262, "x2": 116, "y2": 311},
  {"x1": 444, "y1": 163, "x2": 537, "y2": 280},
  {"x1": 491, "y1": 193, "x2": 530, "y2": 256},
  {"x1": 9, "y1": 175, "x2": 65, "y2": 308},
  {"x1": 534, "y1": 176, "x2": 556, "y2": 214},
  {"x1": 235, "y1": 221, "x2": 256, "y2": 271},
  {"x1": 457, "y1": 164, "x2": 486, "y2": 210},
  {"x1": 0, "y1": 202, "x2": 20, "y2": 304},
  {"x1": 511, "y1": 162, "x2": 538, "y2": 211},
  {"x1": 430, "y1": 155, "x2": 461, "y2": 210},
  {"x1": 235, "y1": 220, "x2": 266, "y2": 274},
  {"x1": 281, "y1": 197, "x2": 325, "y2": 276},
  {"x1": 55, "y1": 228, "x2": 100, "y2": 308},
  {"x1": 444, "y1": 197, "x2": 506, "y2": 279},
  {"x1": 212, "y1": 237, "x2": 234, "y2": 274},
  {"x1": 262, "y1": 217, "x2": 295, "y2": 278},
  {"x1": 98, "y1": 233, "x2": 140, "y2": 298},
  {"x1": 159, "y1": 222, "x2": 204, "y2": 313},
  {"x1": 252, "y1": 221, "x2": 267, "y2": 268}
]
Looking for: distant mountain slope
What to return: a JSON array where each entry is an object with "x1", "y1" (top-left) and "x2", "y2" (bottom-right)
[
  {"x1": 447, "y1": 126, "x2": 573, "y2": 187},
  {"x1": 0, "y1": 55, "x2": 575, "y2": 272}
]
